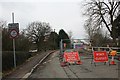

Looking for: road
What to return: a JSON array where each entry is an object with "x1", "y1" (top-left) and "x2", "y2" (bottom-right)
[{"x1": 29, "y1": 51, "x2": 119, "y2": 79}]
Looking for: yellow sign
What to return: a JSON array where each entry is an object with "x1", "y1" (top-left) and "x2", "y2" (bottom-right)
[{"x1": 110, "y1": 50, "x2": 117, "y2": 56}]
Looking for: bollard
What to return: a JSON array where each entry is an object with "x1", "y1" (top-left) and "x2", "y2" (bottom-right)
[
  {"x1": 109, "y1": 50, "x2": 117, "y2": 65},
  {"x1": 110, "y1": 56, "x2": 116, "y2": 65}
]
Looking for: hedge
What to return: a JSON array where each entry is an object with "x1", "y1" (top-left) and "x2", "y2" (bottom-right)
[{"x1": 2, "y1": 51, "x2": 31, "y2": 71}]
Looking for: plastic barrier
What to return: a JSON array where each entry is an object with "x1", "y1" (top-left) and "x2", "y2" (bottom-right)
[
  {"x1": 93, "y1": 51, "x2": 108, "y2": 62},
  {"x1": 60, "y1": 51, "x2": 82, "y2": 67},
  {"x1": 64, "y1": 51, "x2": 82, "y2": 64},
  {"x1": 92, "y1": 51, "x2": 108, "y2": 66}
]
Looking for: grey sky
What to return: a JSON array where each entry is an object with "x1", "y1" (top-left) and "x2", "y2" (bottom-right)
[{"x1": 0, "y1": 0, "x2": 87, "y2": 39}]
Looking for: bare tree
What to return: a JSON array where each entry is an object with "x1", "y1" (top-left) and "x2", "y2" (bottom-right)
[
  {"x1": 85, "y1": 23, "x2": 111, "y2": 46},
  {"x1": 0, "y1": 21, "x2": 7, "y2": 28},
  {"x1": 84, "y1": 0, "x2": 120, "y2": 41},
  {"x1": 26, "y1": 21, "x2": 52, "y2": 51},
  {"x1": 84, "y1": 17, "x2": 100, "y2": 41}
]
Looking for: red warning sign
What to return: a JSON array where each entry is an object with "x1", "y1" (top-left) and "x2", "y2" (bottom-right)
[
  {"x1": 64, "y1": 51, "x2": 81, "y2": 63},
  {"x1": 93, "y1": 51, "x2": 108, "y2": 62}
]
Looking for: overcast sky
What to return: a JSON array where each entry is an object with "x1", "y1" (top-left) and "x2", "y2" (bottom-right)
[{"x1": 0, "y1": 0, "x2": 88, "y2": 39}]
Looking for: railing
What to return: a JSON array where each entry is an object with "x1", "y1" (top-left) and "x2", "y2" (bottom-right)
[{"x1": 92, "y1": 47, "x2": 120, "y2": 54}]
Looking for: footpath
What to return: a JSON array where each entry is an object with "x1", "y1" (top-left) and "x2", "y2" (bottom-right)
[{"x1": 2, "y1": 50, "x2": 54, "y2": 79}]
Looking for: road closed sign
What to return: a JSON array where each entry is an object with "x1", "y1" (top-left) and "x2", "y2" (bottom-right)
[
  {"x1": 93, "y1": 51, "x2": 108, "y2": 62},
  {"x1": 64, "y1": 51, "x2": 81, "y2": 63}
]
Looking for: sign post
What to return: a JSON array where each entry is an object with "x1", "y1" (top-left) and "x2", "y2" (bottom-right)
[
  {"x1": 8, "y1": 13, "x2": 19, "y2": 68},
  {"x1": 13, "y1": 39, "x2": 16, "y2": 68}
]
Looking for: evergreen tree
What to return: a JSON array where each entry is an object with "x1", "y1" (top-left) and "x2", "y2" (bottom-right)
[{"x1": 48, "y1": 31, "x2": 59, "y2": 49}]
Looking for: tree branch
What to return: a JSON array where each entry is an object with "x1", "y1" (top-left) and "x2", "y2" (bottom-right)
[
  {"x1": 101, "y1": 2, "x2": 111, "y2": 11},
  {"x1": 113, "y1": 2, "x2": 120, "y2": 15}
]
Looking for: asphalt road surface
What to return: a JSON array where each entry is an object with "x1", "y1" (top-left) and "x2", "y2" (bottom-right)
[{"x1": 29, "y1": 51, "x2": 119, "y2": 79}]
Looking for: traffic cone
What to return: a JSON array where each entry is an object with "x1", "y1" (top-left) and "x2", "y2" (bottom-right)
[{"x1": 110, "y1": 56, "x2": 116, "y2": 65}]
